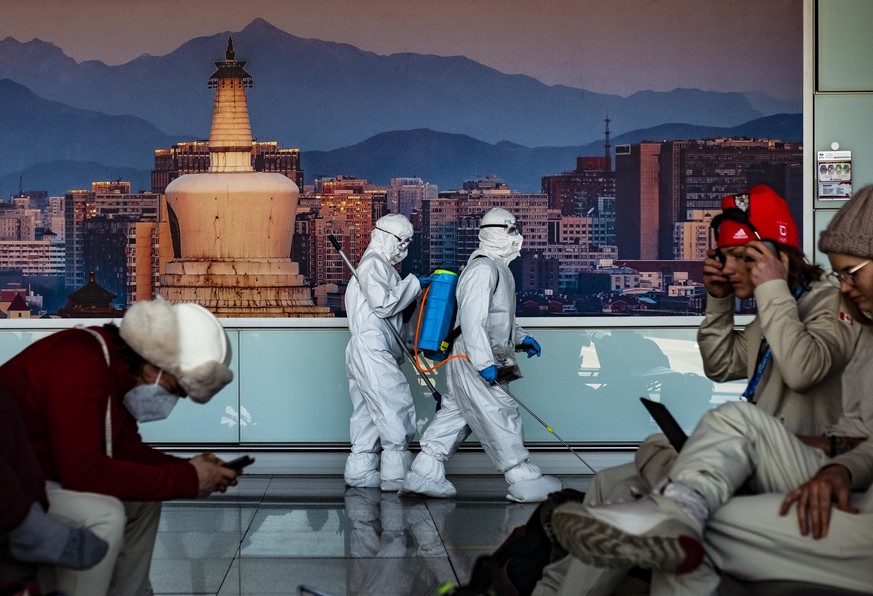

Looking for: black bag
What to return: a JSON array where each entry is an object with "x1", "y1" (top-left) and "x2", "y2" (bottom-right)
[{"x1": 444, "y1": 489, "x2": 586, "y2": 596}]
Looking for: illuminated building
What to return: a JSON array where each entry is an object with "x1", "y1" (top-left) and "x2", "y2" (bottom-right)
[
  {"x1": 152, "y1": 140, "x2": 303, "y2": 194},
  {"x1": 63, "y1": 181, "x2": 159, "y2": 295}
]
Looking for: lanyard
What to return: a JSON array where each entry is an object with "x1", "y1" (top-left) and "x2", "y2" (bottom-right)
[{"x1": 741, "y1": 284, "x2": 805, "y2": 402}]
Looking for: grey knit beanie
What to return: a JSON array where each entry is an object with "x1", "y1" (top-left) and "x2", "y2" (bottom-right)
[{"x1": 819, "y1": 185, "x2": 873, "y2": 257}]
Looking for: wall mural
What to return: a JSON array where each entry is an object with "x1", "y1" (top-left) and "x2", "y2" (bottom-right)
[{"x1": 0, "y1": 0, "x2": 803, "y2": 319}]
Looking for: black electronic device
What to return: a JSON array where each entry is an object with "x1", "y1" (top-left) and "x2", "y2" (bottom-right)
[
  {"x1": 223, "y1": 455, "x2": 255, "y2": 472},
  {"x1": 640, "y1": 397, "x2": 687, "y2": 452}
]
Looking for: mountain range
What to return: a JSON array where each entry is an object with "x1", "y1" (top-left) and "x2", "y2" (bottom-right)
[
  {"x1": 0, "y1": 18, "x2": 802, "y2": 196},
  {"x1": 0, "y1": 18, "x2": 800, "y2": 151}
]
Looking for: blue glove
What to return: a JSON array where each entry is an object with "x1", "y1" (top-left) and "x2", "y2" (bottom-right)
[
  {"x1": 417, "y1": 275, "x2": 431, "y2": 289},
  {"x1": 520, "y1": 336, "x2": 541, "y2": 358},
  {"x1": 479, "y1": 365, "x2": 498, "y2": 385}
]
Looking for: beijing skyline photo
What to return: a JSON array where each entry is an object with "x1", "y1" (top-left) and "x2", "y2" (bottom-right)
[{"x1": 0, "y1": 0, "x2": 803, "y2": 318}]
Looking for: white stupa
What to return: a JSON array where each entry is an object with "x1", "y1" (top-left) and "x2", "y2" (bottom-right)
[{"x1": 160, "y1": 39, "x2": 330, "y2": 317}]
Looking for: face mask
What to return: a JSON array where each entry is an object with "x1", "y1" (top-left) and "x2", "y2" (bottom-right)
[
  {"x1": 390, "y1": 246, "x2": 409, "y2": 265},
  {"x1": 123, "y1": 370, "x2": 180, "y2": 422}
]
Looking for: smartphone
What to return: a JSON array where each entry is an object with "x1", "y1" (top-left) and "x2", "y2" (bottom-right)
[
  {"x1": 223, "y1": 455, "x2": 255, "y2": 472},
  {"x1": 760, "y1": 240, "x2": 780, "y2": 257}
]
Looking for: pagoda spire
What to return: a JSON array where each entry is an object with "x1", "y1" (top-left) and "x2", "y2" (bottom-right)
[{"x1": 207, "y1": 37, "x2": 254, "y2": 172}]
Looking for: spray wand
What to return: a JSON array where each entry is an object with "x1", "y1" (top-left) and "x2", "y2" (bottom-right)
[
  {"x1": 496, "y1": 382, "x2": 597, "y2": 474},
  {"x1": 328, "y1": 234, "x2": 442, "y2": 410}
]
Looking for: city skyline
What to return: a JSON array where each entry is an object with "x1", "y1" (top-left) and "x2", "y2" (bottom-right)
[
  {"x1": 1, "y1": 0, "x2": 802, "y2": 102},
  {"x1": 0, "y1": 0, "x2": 806, "y2": 319}
]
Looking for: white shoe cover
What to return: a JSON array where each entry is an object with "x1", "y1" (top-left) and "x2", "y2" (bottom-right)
[
  {"x1": 506, "y1": 475, "x2": 563, "y2": 503},
  {"x1": 504, "y1": 462, "x2": 563, "y2": 502},
  {"x1": 345, "y1": 453, "x2": 381, "y2": 488},
  {"x1": 401, "y1": 453, "x2": 457, "y2": 498},
  {"x1": 380, "y1": 450, "x2": 413, "y2": 492}
]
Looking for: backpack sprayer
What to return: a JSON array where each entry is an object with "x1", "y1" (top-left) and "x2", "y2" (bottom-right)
[
  {"x1": 411, "y1": 265, "x2": 596, "y2": 475},
  {"x1": 328, "y1": 235, "x2": 442, "y2": 410}
]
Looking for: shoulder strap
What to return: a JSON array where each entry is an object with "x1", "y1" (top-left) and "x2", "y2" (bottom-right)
[
  {"x1": 78, "y1": 327, "x2": 111, "y2": 367},
  {"x1": 77, "y1": 327, "x2": 114, "y2": 458}
]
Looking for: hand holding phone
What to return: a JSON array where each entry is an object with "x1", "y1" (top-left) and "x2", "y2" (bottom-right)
[{"x1": 223, "y1": 455, "x2": 255, "y2": 472}]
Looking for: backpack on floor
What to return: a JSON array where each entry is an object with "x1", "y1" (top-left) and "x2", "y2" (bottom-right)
[{"x1": 441, "y1": 488, "x2": 586, "y2": 596}]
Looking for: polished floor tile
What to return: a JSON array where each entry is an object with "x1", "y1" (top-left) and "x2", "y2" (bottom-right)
[{"x1": 151, "y1": 474, "x2": 591, "y2": 595}]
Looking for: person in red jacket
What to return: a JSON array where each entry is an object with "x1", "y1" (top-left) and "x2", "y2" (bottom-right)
[{"x1": 0, "y1": 299, "x2": 237, "y2": 596}]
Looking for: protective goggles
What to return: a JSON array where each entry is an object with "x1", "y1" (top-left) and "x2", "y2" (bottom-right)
[
  {"x1": 480, "y1": 220, "x2": 522, "y2": 236},
  {"x1": 376, "y1": 227, "x2": 413, "y2": 249}
]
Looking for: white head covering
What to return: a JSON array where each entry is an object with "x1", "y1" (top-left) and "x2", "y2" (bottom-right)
[
  {"x1": 371, "y1": 213, "x2": 414, "y2": 264},
  {"x1": 479, "y1": 207, "x2": 524, "y2": 263},
  {"x1": 119, "y1": 300, "x2": 233, "y2": 403}
]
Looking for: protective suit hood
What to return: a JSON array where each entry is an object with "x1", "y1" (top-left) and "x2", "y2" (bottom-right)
[
  {"x1": 478, "y1": 208, "x2": 523, "y2": 263},
  {"x1": 370, "y1": 213, "x2": 414, "y2": 264}
]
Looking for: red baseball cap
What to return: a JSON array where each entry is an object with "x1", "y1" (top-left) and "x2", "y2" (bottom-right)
[{"x1": 714, "y1": 185, "x2": 799, "y2": 249}]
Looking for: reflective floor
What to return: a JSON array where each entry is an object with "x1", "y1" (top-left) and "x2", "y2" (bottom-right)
[{"x1": 150, "y1": 474, "x2": 591, "y2": 596}]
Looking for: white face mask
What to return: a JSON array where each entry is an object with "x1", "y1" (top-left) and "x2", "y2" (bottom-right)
[{"x1": 123, "y1": 370, "x2": 179, "y2": 422}]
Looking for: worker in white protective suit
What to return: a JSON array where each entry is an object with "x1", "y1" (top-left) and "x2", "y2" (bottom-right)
[
  {"x1": 344, "y1": 214, "x2": 425, "y2": 491},
  {"x1": 402, "y1": 208, "x2": 563, "y2": 502}
]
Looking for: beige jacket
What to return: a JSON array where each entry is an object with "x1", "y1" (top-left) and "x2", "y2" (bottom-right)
[
  {"x1": 830, "y1": 326, "x2": 873, "y2": 489},
  {"x1": 697, "y1": 279, "x2": 860, "y2": 436}
]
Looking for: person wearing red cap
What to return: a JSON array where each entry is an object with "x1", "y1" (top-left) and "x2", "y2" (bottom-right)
[
  {"x1": 534, "y1": 185, "x2": 861, "y2": 596},
  {"x1": 548, "y1": 186, "x2": 873, "y2": 596}
]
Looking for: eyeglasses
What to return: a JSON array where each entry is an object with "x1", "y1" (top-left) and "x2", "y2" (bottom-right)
[
  {"x1": 376, "y1": 227, "x2": 413, "y2": 249},
  {"x1": 826, "y1": 259, "x2": 872, "y2": 288}
]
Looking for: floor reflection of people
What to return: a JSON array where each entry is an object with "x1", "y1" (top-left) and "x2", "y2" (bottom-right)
[{"x1": 344, "y1": 488, "x2": 448, "y2": 595}]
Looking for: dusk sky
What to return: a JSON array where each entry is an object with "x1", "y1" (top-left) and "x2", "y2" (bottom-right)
[{"x1": 1, "y1": 0, "x2": 803, "y2": 102}]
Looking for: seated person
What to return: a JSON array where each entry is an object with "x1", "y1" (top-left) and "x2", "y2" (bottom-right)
[
  {"x1": 549, "y1": 185, "x2": 873, "y2": 595},
  {"x1": 534, "y1": 184, "x2": 860, "y2": 596},
  {"x1": 1, "y1": 299, "x2": 238, "y2": 596},
  {"x1": 2, "y1": 384, "x2": 107, "y2": 577}
]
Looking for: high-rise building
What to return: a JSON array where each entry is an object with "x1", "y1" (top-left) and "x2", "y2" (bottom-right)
[
  {"x1": 0, "y1": 240, "x2": 65, "y2": 276},
  {"x1": 614, "y1": 138, "x2": 802, "y2": 260},
  {"x1": 301, "y1": 183, "x2": 387, "y2": 288},
  {"x1": 44, "y1": 197, "x2": 65, "y2": 241},
  {"x1": 387, "y1": 177, "x2": 437, "y2": 219},
  {"x1": 0, "y1": 195, "x2": 40, "y2": 241},
  {"x1": 542, "y1": 156, "x2": 615, "y2": 216},
  {"x1": 64, "y1": 181, "x2": 159, "y2": 294},
  {"x1": 152, "y1": 141, "x2": 303, "y2": 194},
  {"x1": 673, "y1": 210, "x2": 715, "y2": 261},
  {"x1": 615, "y1": 142, "x2": 662, "y2": 260},
  {"x1": 420, "y1": 186, "x2": 550, "y2": 287}
]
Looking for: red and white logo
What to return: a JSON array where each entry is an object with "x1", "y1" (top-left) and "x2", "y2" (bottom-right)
[{"x1": 731, "y1": 228, "x2": 750, "y2": 241}]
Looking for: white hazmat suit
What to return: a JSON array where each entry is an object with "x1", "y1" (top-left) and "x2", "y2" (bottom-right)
[
  {"x1": 403, "y1": 208, "x2": 562, "y2": 502},
  {"x1": 344, "y1": 214, "x2": 422, "y2": 491}
]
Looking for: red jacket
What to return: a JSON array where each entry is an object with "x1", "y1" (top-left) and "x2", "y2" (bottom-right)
[{"x1": 0, "y1": 326, "x2": 199, "y2": 501}]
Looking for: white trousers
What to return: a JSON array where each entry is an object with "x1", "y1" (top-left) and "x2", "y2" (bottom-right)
[
  {"x1": 536, "y1": 403, "x2": 873, "y2": 595},
  {"x1": 417, "y1": 338, "x2": 529, "y2": 473},
  {"x1": 346, "y1": 339, "x2": 416, "y2": 469},
  {"x1": 38, "y1": 482, "x2": 161, "y2": 596},
  {"x1": 654, "y1": 402, "x2": 873, "y2": 595}
]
